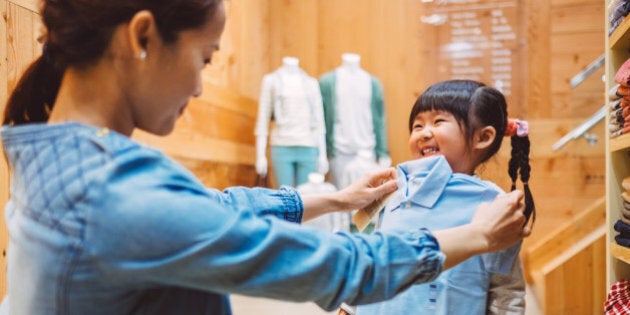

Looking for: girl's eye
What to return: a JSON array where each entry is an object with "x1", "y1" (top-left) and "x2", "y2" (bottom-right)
[
  {"x1": 413, "y1": 123, "x2": 423, "y2": 130},
  {"x1": 203, "y1": 58, "x2": 212, "y2": 65}
]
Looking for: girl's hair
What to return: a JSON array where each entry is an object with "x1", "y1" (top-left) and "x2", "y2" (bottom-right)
[
  {"x1": 3, "y1": 0, "x2": 222, "y2": 126},
  {"x1": 409, "y1": 79, "x2": 535, "y2": 227}
]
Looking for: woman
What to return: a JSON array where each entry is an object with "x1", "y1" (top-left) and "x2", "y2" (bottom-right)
[{"x1": 1, "y1": 1, "x2": 529, "y2": 314}]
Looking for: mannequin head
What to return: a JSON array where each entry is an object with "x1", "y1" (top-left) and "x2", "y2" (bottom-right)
[
  {"x1": 281, "y1": 56, "x2": 300, "y2": 73},
  {"x1": 341, "y1": 53, "x2": 361, "y2": 71},
  {"x1": 282, "y1": 56, "x2": 300, "y2": 67}
]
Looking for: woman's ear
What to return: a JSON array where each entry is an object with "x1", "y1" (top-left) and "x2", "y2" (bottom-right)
[
  {"x1": 474, "y1": 126, "x2": 497, "y2": 150},
  {"x1": 127, "y1": 10, "x2": 157, "y2": 60}
]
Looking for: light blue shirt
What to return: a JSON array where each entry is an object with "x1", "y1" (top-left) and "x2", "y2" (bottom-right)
[
  {"x1": 1, "y1": 123, "x2": 445, "y2": 315},
  {"x1": 357, "y1": 155, "x2": 523, "y2": 315}
]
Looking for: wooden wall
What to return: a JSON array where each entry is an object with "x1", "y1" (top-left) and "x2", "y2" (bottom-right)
[{"x1": 0, "y1": 0, "x2": 606, "y2": 307}]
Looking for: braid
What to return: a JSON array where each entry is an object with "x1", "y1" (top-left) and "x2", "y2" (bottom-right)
[
  {"x1": 509, "y1": 135, "x2": 535, "y2": 229},
  {"x1": 507, "y1": 138, "x2": 519, "y2": 191}
]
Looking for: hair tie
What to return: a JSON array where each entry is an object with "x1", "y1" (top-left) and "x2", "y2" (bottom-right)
[{"x1": 505, "y1": 119, "x2": 529, "y2": 137}]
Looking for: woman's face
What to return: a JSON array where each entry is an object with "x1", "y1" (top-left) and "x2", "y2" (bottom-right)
[{"x1": 133, "y1": 3, "x2": 226, "y2": 136}]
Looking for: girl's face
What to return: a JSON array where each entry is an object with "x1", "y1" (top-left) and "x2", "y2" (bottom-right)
[
  {"x1": 408, "y1": 110, "x2": 477, "y2": 174},
  {"x1": 133, "y1": 4, "x2": 226, "y2": 136}
]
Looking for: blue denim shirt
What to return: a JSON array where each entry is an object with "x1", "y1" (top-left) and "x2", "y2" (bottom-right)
[
  {"x1": 357, "y1": 156, "x2": 523, "y2": 315},
  {"x1": 2, "y1": 123, "x2": 445, "y2": 315}
]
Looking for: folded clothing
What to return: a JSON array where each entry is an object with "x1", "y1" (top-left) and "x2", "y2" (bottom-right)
[
  {"x1": 616, "y1": 58, "x2": 630, "y2": 86},
  {"x1": 605, "y1": 279, "x2": 630, "y2": 314}
]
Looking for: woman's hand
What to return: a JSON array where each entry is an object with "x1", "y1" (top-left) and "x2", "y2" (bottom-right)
[
  {"x1": 301, "y1": 168, "x2": 397, "y2": 221},
  {"x1": 433, "y1": 190, "x2": 529, "y2": 270},
  {"x1": 470, "y1": 190, "x2": 530, "y2": 252},
  {"x1": 334, "y1": 167, "x2": 398, "y2": 211}
]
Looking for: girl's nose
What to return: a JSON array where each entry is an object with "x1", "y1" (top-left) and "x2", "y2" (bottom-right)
[{"x1": 419, "y1": 126, "x2": 433, "y2": 140}]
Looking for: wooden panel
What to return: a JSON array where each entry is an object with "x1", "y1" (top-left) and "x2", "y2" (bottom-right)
[
  {"x1": 551, "y1": 92, "x2": 606, "y2": 119},
  {"x1": 1, "y1": 0, "x2": 7, "y2": 108},
  {"x1": 6, "y1": 0, "x2": 37, "y2": 12},
  {"x1": 316, "y1": 0, "x2": 372, "y2": 73},
  {"x1": 268, "y1": 0, "x2": 318, "y2": 75},
  {"x1": 551, "y1": 3, "x2": 604, "y2": 34},
  {"x1": 178, "y1": 158, "x2": 257, "y2": 190},
  {"x1": 551, "y1": 32, "x2": 605, "y2": 55},
  {"x1": 205, "y1": 0, "x2": 270, "y2": 100},
  {"x1": 550, "y1": 52, "x2": 604, "y2": 95},
  {"x1": 524, "y1": 0, "x2": 551, "y2": 118},
  {"x1": 541, "y1": 235, "x2": 605, "y2": 315}
]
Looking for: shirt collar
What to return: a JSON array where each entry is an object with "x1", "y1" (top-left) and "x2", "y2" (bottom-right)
[{"x1": 396, "y1": 155, "x2": 452, "y2": 208}]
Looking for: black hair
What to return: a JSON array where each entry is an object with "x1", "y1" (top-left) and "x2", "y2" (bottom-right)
[
  {"x1": 4, "y1": 0, "x2": 222, "y2": 126},
  {"x1": 409, "y1": 79, "x2": 535, "y2": 228}
]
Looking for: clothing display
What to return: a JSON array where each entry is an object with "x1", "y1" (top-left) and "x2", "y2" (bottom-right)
[
  {"x1": 1, "y1": 122, "x2": 446, "y2": 314},
  {"x1": 255, "y1": 56, "x2": 327, "y2": 187},
  {"x1": 617, "y1": 177, "x2": 630, "y2": 247},
  {"x1": 356, "y1": 156, "x2": 524, "y2": 315},
  {"x1": 610, "y1": 60, "x2": 630, "y2": 138},
  {"x1": 605, "y1": 279, "x2": 630, "y2": 314},
  {"x1": 319, "y1": 53, "x2": 390, "y2": 189},
  {"x1": 610, "y1": 0, "x2": 630, "y2": 35}
]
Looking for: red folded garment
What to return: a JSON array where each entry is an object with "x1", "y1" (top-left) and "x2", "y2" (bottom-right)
[
  {"x1": 619, "y1": 85, "x2": 630, "y2": 96},
  {"x1": 616, "y1": 58, "x2": 630, "y2": 86},
  {"x1": 605, "y1": 279, "x2": 630, "y2": 314}
]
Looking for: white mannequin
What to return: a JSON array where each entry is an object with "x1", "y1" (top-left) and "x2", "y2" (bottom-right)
[
  {"x1": 254, "y1": 57, "x2": 328, "y2": 187},
  {"x1": 337, "y1": 53, "x2": 392, "y2": 169},
  {"x1": 322, "y1": 53, "x2": 391, "y2": 191}
]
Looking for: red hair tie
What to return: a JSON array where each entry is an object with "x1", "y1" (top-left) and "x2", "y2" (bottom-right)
[{"x1": 505, "y1": 119, "x2": 529, "y2": 137}]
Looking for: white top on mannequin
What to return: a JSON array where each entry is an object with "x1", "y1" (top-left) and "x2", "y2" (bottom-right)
[
  {"x1": 254, "y1": 56, "x2": 328, "y2": 176},
  {"x1": 334, "y1": 53, "x2": 375, "y2": 156}
]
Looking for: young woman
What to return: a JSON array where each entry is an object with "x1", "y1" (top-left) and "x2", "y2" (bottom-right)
[{"x1": 1, "y1": 2, "x2": 529, "y2": 314}]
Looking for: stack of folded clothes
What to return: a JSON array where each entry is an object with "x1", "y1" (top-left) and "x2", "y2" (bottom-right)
[
  {"x1": 614, "y1": 177, "x2": 630, "y2": 247},
  {"x1": 610, "y1": 0, "x2": 630, "y2": 35},
  {"x1": 610, "y1": 58, "x2": 630, "y2": 138}
]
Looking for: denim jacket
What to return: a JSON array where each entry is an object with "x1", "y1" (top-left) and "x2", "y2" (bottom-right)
[{"x1": 1, "y1": 123, "x2": 444, "y2": 315}]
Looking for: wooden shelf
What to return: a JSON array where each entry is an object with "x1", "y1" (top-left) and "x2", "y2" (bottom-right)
[
  {"x1": 611, "y1": 16, "x2": 630, "y2": 50},
  {"x1": 611, "y1": 133, "x2": 630, "y2": 152},
  {"x1": 611, "y1": 242, "x2": 630, "y2": 265}
]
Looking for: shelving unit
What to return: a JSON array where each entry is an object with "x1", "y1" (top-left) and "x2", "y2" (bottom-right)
[{"x1": 606, "y1": 1, "x2": 630, "y2": 286}]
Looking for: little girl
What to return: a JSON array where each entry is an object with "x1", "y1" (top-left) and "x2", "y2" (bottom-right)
[{"x1": 356, "y1": 80, "x2": 534, "y2": 315}]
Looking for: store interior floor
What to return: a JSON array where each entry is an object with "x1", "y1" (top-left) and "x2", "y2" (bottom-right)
[{"x1": 231, "y1": 284, "x2": 543, "y2": 315}]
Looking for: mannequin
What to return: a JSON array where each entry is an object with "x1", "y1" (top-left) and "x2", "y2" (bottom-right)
[
  {"x1": 319, "y1": 53, "x2": 391, "y2": 189},
  {"x1": 254, "y1": 57, "x2": 328, "y2": 187}
]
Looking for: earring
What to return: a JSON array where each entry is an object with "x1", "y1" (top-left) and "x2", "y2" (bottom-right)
[{"x1": 138, "y1": 50, "x2": 147, "y2": 60}]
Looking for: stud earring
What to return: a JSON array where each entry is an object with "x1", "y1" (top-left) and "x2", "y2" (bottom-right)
[{"x1": 138, "y1": 50, "x2": 147, "y2": 60}]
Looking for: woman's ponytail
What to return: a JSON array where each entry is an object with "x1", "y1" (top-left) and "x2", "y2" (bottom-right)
[{"x1": 3, "y1": 46, "x2": 64, "y2": 125}]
